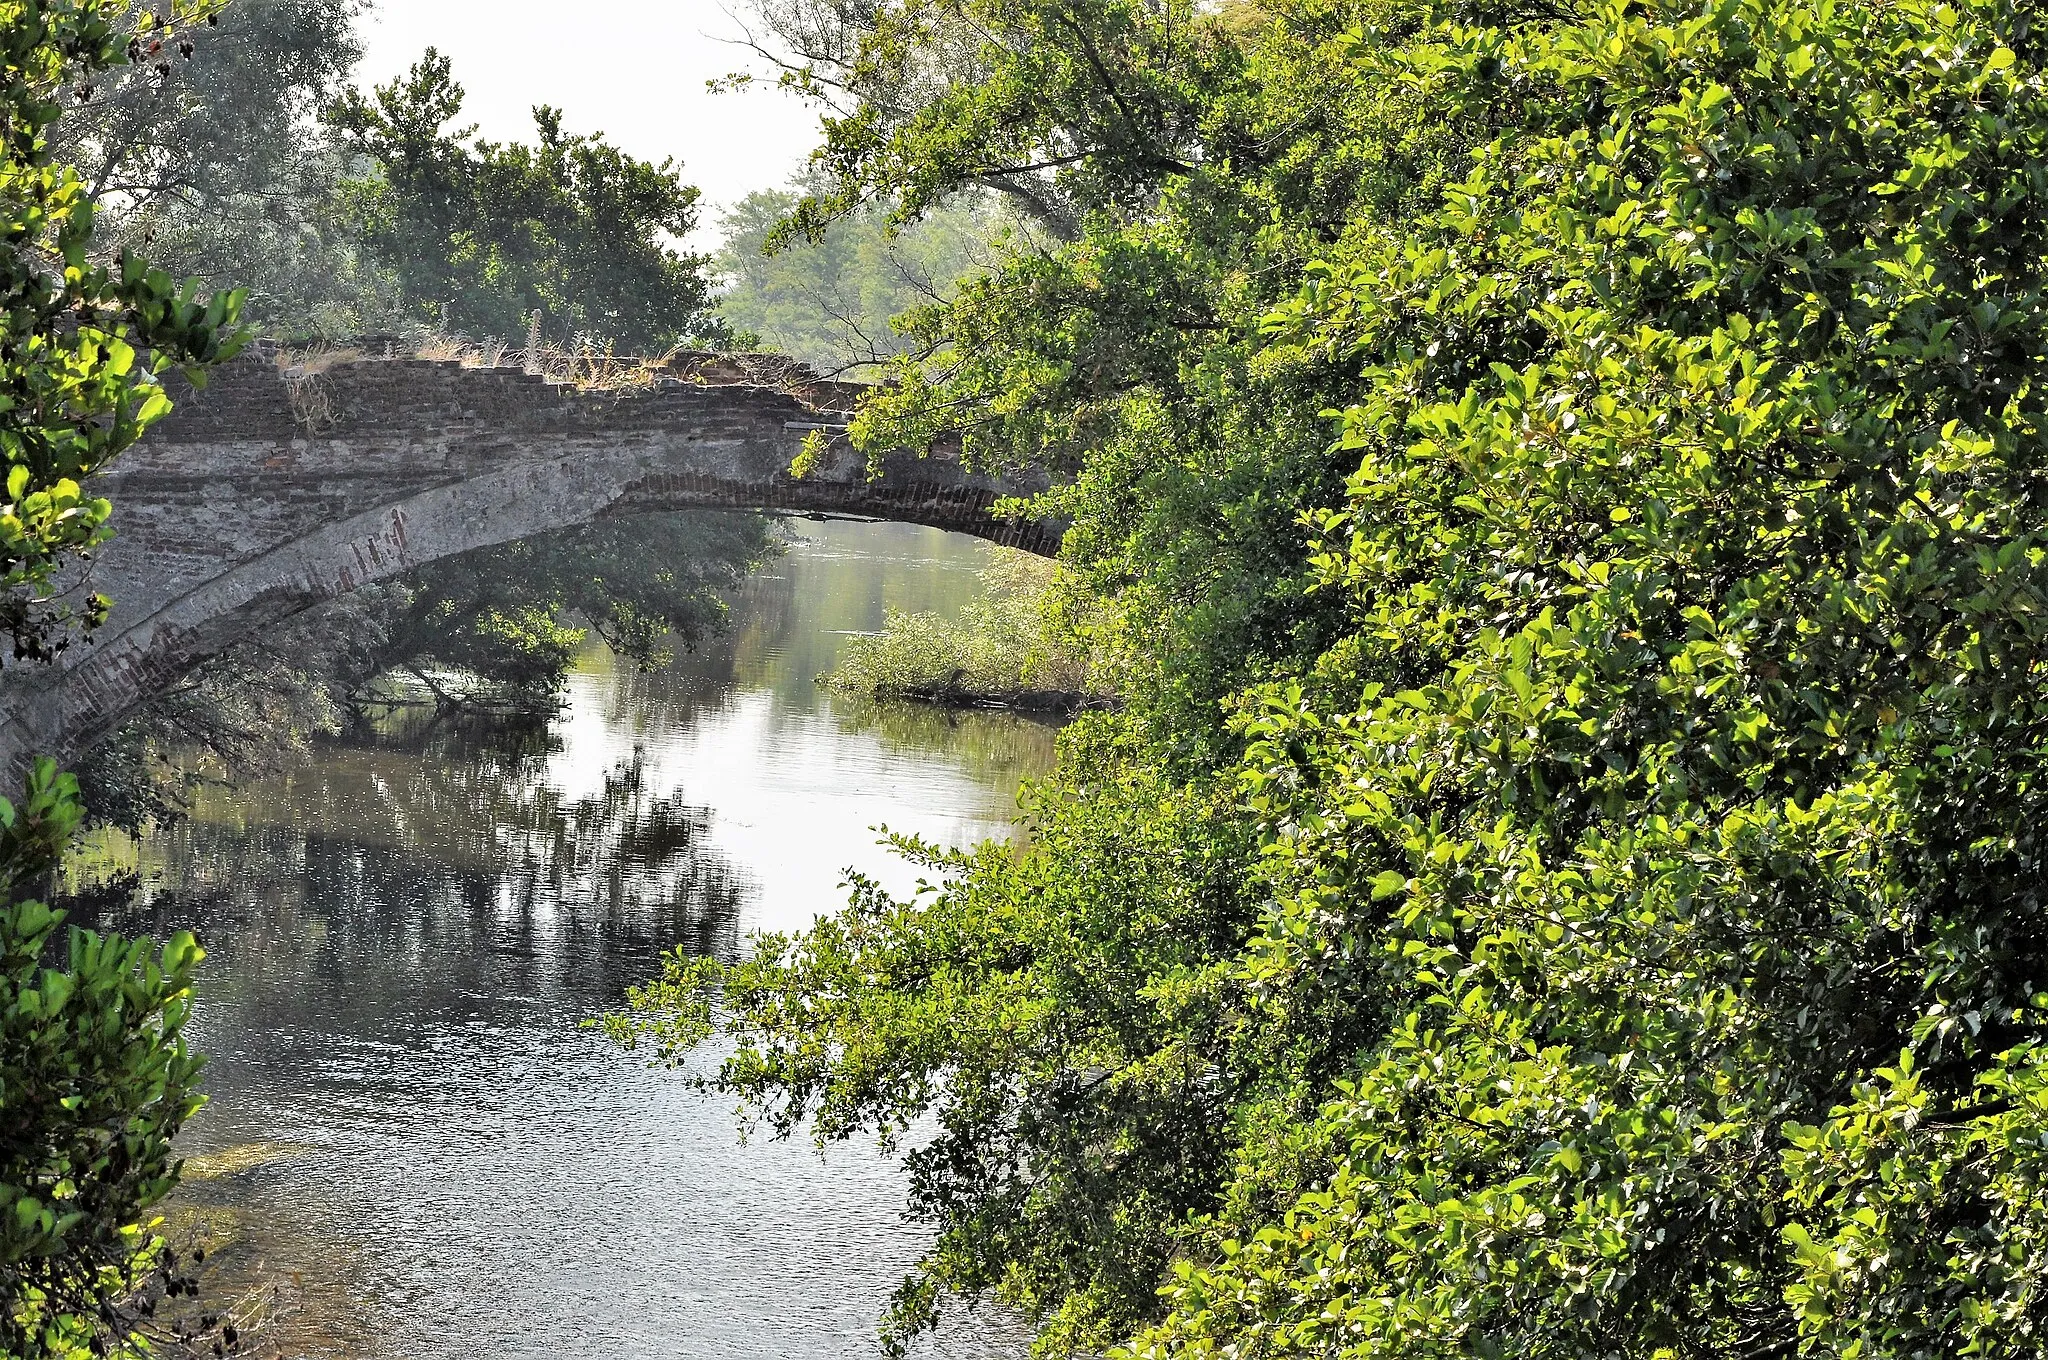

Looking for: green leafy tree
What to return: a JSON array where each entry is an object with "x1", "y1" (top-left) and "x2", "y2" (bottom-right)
[
  {"x1": 829, "y1": 0, "x2": 1461, "y2": 747},
  {"x1": 49, "y1": 0, "x2": 377, "y2": 335},
  {"x1": 629, "y1": 0, "x2": 2048, "y2": 1357},
  {"x1": 332, "y1": 49, "x2": 724, "y2": 351},
  {"x1": 1, "y1": 762, "x2": 204, "y2": 1359},
  {"x1": 1134, "y1": 2, "x2": 2048, "y2": 1354},
  {"x1": 3, "y1": 0, "x2": 248, "y2": 665},
  {"x1": 627, "y1": 6, "x2": 1460, "y2": 1350},
  {"x1": 716, "y1": 184, "x2": 1005, "y2": 374},
  {"x1": 2, "y1": 3, "x2": 238, "y2": 1354},
  {"x1": 52, "y1": 0, "x2": 361, "y2": 215}
]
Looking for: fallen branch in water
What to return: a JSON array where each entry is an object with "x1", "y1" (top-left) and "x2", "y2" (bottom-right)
[{"x1": 859, "y1": 683, "x2": 1119, "y2": 716}]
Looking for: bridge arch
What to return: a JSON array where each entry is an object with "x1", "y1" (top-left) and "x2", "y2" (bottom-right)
[{"x1": 0, "y1": 347, "x2": 1056, "y2": 775}]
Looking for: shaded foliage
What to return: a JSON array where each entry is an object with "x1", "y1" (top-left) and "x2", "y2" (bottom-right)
[{"x1": 79, "y1": 511, "x2": 781, "y2": 830}]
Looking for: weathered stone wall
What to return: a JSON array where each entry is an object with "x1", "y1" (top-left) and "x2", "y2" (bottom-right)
[{"x1": 0, "y1": 348, "x2": 1056, "y2": 777}]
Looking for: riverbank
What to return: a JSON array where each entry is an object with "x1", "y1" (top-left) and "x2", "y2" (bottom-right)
[{"x1": 859, "y1": 681, "x2": 1117, "y2": 716}]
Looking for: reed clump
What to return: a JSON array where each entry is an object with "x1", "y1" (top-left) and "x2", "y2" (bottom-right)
[{"x1": 825, "y1": 556, "x2": 1113, "y2": 713}]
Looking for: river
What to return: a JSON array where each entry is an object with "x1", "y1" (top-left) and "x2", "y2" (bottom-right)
[{"x1": 73, "y1": 520, "x2": 1053, "y2": 1360}]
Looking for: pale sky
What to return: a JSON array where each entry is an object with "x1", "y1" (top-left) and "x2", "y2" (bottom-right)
[{"x1": 354, "y1": 1, "x2": 823, "y2": 246}]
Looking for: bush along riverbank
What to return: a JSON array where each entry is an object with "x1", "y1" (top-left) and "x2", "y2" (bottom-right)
[
  {"x1": 619, "y1": 1, "x2": 2048, "y2": 1357},
  {"x1": 822, "y1": 556, "x2": 1117, "y2": 715}
]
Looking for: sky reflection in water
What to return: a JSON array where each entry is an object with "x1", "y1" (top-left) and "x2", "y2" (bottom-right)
[{"x1": 81, "y1": 522, "x2": 1054, "y2": 1360}]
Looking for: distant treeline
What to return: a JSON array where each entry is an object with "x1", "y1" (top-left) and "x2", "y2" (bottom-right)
[{"x1": 56, "y1": 0, "x2": 1008, "y2": 371}]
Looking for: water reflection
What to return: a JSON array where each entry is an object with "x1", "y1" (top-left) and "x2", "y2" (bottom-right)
[{"x1": 74, "y1": 521, "x2": 1052, "y2": 1360}]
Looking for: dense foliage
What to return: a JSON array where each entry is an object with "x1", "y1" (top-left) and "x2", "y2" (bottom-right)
[
  {"x1": 1138, "y1": 2, "x2": 2048, "y2": 1352},
  {"x1": 2, "y1": 3, "x2": 233, "y2": 1353},
  {"x1": 332, "y1": 49, "x2": 725, "y2": 351},
  {"x1": 625, "y1": 0, "x2": 2048, "y2": 1356},
  {"x1": 2, "y1": 0, "x2": 246, "y2": 664},
  {"x1": 1, "y1": 764, "x2": 204, "y2": 1359}
]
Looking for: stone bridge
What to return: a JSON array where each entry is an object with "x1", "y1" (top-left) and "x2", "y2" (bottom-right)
[{"x1": 0, "y1": 344, "x2": 1056, "y2": 774}]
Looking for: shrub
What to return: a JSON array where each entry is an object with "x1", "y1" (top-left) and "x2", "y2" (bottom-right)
[
  {"x1": 1, "y1": 763, "x2": 205, "y2": 1358},
  {"x1": 635, "y1": 0, "x2": 2048, "y2": 1354},
  {"x1": 826, "y1": 556, "x2": 1105, "y2": 703},
  {"x1": 2, "y1": 3, "x2": 242, "y2": 1351}
]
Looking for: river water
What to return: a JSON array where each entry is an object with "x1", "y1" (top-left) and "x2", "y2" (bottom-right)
[{"x1": 75, "y1": 521, "x2": 1053, "y2": 1360}]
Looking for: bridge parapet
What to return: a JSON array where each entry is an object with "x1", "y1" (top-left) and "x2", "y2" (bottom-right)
[{"x1": 156, "y1": 347, "x2": 852, "y2": 443}]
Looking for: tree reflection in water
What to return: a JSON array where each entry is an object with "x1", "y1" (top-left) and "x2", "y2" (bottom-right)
[{"x1": 84, "y1": 704, "x2": 749, "y2": 1012}]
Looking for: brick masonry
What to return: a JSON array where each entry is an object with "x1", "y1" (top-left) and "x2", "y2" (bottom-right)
[{"x1": 0, "y1": 345, "x2": 1057, "y2": 776}]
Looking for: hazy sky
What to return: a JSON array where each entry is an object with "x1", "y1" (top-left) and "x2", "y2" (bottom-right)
[{"x1": 354, "y1": 2, "x2": 823, "y2": 244}]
